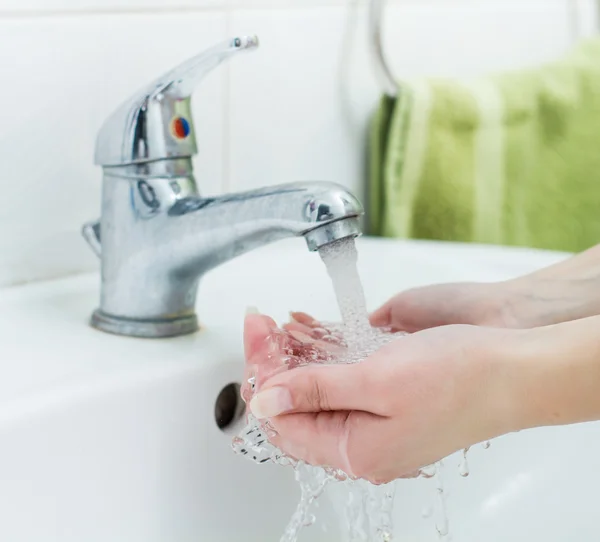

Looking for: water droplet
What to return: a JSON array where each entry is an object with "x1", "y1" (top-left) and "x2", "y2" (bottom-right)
[
  {"x1": 434, "y1": 462, "x2": 451, "y2": 539},
  {"x1": 419, "y1": 464, "x2": 437, "y2": 478},
  {"x1": 482, "y1": 440, "x2": 491, "y2": 450},
  {"x1": 303, "y1": 514, "x2": 316, "y2": 527},
  {"x1": 312, "y1": 327, "x2": 327, "y2": 338},
  {"x1": 436, "y1": 522, "x2": 450, "y2": 538},
  {"x1": 458, "y1": 448, "x2": 470, "y2": 477},
  {"x1": 230, "y1": 438, "x2": 247, "y2": 455}
]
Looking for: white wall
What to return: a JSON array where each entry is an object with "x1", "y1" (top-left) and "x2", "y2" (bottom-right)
[{"x1": 0, "y1": 0, "x2": 590, "y2": 287}]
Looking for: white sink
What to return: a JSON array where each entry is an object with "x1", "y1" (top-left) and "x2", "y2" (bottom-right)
[{"x1": 0, "y1": 237, "x2": 595, "y2": 541}]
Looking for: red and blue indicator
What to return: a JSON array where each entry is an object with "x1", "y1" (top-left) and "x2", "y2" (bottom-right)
[{"x1": 171, "y1": 116, "x2": 191, "y2": 139}]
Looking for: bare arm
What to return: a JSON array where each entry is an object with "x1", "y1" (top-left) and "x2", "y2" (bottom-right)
[
  {"x1": 371, "y1": 243, "x2": 600, "y2": 332},
  {"x1": 524, "y1": 243, "x2": 600, "y2": 281},
  {"x1": 511, "y1": 315, "x2": 600, "y2": 430}
]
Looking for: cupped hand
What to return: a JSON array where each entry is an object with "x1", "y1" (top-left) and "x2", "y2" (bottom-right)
[
  {"x1": 243, "y1": 313, "x2": 522, "y2": 484},
  {"x1": 369, "y1": 272, "x2": 600, "y2": 333}
]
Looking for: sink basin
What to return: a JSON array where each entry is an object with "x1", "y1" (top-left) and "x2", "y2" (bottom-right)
[{"x1": 0, "y1": 237, "x2": 595, "y2": 541}]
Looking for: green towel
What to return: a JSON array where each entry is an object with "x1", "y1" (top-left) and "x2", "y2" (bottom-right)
[{"x1": 369, "y1": 38, "x2": 600, "y2": 253}]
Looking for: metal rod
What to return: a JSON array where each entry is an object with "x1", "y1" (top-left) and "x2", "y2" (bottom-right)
[{"x1": 369, "y1": 0, "x2": 399, "y2": 96}]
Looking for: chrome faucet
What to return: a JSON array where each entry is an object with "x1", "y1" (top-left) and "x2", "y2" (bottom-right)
[{"x1": 82, "y1": 35, "x2": 363, "y2": 339}]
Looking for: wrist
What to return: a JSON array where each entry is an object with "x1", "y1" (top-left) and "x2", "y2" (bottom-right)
[
  {"x1": 481, "y1": 328, "x2": 539, "y2": 436},
  {"x1": 500, "y1": 274, "x2": 600, "y2": 329},
  {"x1": 498, "y1": 318, "x2": 600, "y2": 431}
]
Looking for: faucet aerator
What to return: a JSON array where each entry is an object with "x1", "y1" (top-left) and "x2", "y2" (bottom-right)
[{"x1": 304, "y1": 217, "x2": 362, "y2": 252}]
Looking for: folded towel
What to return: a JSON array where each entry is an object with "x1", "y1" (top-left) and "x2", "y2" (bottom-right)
[{"x1": 369, "y1": 38, "x2": 600, "y2": 253}]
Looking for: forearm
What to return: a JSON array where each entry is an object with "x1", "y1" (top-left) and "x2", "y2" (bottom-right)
[
  {"x1": 499, "y1": 243, "x2": 600, "y2": 327},
  {"x1": 528, "y1": 242, "x2": 600, "y2": 281},
  {"x1": 507, "y1": 316, "x2": 600, "y2": 430}
]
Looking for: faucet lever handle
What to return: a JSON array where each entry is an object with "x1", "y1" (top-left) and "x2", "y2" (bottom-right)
[
  {"x1": 82, "y1": 220, "x2": 101, "y2": 257},
  {"x1": 161, "y1": 35, "x2": 259, "y2": 99},
  {"x1": 95, "y1": 35, "x2": 259, "y2": 168}
]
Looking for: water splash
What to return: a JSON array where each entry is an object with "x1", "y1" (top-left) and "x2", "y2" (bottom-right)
[
  {"x1": 419, "y1": 464, "x2": 437, "y2": 479},
  {"x1": 280, "y1": 463, "x2": 331, "y2": 541}
]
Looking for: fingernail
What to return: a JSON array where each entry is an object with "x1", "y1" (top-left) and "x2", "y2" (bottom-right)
[
  {"x1": 249, "y1": 387, "x2": 293, "y2": 419},
  {"x1": 245, "y1": 306, "x2": 260, "y2": 316},
  {"x1": 290, "y1": 311, "x2": 316, "y2": 326}
]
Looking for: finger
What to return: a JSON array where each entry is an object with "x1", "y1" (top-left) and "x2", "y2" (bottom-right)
[
  {"x1": 242, "y1": 313, "x2": 282, "y2": 404},
  {"x1": 369, "y1": 286, "x2": 461, "y2": 332},
  {"x1": 369, "y1": 300, "x2": 395, "y2": 329},
  {"x1": 370, "y1": 288, "x2": 446, "y2": 332},
  {"x1": 369, "y1": 290, "x2": 432, "y2": 332},
  {"x1": 283, "y1": 323, "x2": 346, "y2": 350},
  {"x1": 286, "y1": 312, "x2": 333, "y2": 338},
  {"x1": 244, "y1": 314, "x2": 317, "y2": 369},
  {"x1": 270, "y1": 410, "x2": 388, "y2": 481},
  {"x1": 248, "y1": 359, "x2": 390, "y2": 419},
  {"x1": 283, "y1": 321, "x2": 314, "y2": 335},
  {"x1": 288, "y1": 311, "x2": 343, "y2": 340},
  {"x1": 243, "y1": 315, "x2": 337, "y2": 404},
  {"x1": 269, "y1": 411, "x2": 354, "y2": 475},
  {"x1": 272, "y1": 414, "x2": 429, "y2": 482},
  {"x1": 289, "y1": 311, "x2": 321, "y2": 328},
  {"x1": 243, "y1": 313, "x2": 277, "y2": 360},
  {"x1": 370, "y1": 284, "x2": 491, "y2": 332},
  {"x1": 286, "y1": 328, "x2": 346, "y2": 355}
]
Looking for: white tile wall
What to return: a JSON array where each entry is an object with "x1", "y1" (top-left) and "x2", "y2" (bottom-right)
[{"x1": 0, "y1": 0, "x2": 588, "y2": 287}]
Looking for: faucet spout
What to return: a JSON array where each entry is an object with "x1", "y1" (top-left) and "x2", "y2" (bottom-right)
[{"x1": 166, "y1": 180, "x2": 363, "y2": 273}]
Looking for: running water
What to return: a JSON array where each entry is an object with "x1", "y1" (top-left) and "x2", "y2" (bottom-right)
[{"x1": 318, "y1": 238, "x2": 372, "y2": 350}]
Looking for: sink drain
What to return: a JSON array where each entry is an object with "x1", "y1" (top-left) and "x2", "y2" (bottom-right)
[{"x1": 214, "y1": 383, "x2": 245, "y2": 430}]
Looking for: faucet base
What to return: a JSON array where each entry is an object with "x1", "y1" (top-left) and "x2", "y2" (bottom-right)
[{"x1": 90, "y1": 309, "x2": 199, "y2": 339}]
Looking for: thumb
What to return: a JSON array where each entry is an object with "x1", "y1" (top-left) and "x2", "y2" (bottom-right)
[{"x1": 248, "y1": 360, "x2": 387, "y2": 419}]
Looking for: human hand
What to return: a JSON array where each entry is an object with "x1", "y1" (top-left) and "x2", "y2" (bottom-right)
[
  {"x1": 243, "y1": 312, "x2": 522, "y2": 483},
  {"x1": 369, "y1": 272, "x2": 600, "y2": 333}
]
